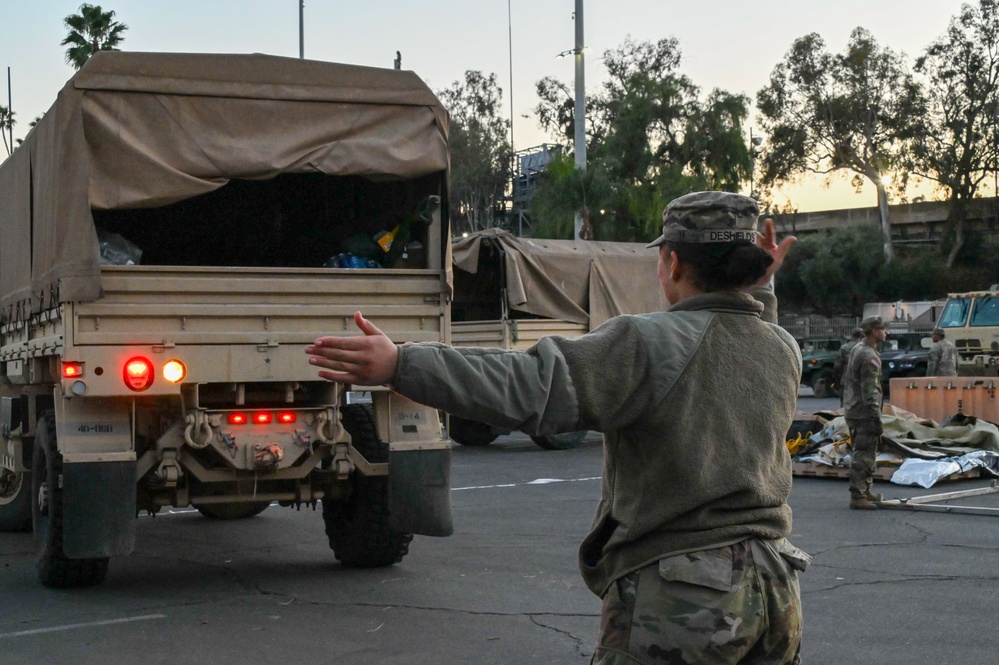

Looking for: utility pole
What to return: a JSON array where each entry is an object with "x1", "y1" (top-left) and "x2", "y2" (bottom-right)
[
  {"x1": 299, "y1": 1, "x2": 305, "y2": 59},
  {"x1": 573, "y1": 0, "x2": 586, "y2": 240},
  {"x1": 6, "y1": 67, "x2": 12, "y2": 154},
  {"x1": 749, "y1": 127, "x2": 762, "y2": 199},
  {"x1": 508, "y1": 0, "x2": 515, "y2": 157},
  {"x1": 508, "y1": 0, "x2": 519, "y2": 235}
]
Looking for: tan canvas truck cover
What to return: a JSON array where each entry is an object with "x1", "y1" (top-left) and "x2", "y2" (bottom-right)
[
  {"x1": 0, "y1": 51, "x2": 451, "y2": 320},
  {"x1": 451, "y1": 228, "x2": 665, "y2": 329}
]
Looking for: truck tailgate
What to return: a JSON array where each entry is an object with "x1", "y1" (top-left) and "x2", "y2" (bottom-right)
[{"x1": 72, "y1": 267, "x2": 447, "y2": 346}]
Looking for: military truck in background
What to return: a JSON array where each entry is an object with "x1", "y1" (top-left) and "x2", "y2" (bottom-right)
[
  {"x1": 448, "y1": 229, "x2": 664, "y2": 449},
  {"x1": 934, "y1": 288, "x2": 999, "y2": 375},
  {"x1": 798, "y1": 337, "x2": 846, "y2": 398},
  {"x1": 0, "y1": 52, "x2": 454, "y2": 588}
]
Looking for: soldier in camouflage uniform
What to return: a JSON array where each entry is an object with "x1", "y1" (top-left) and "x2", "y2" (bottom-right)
[
  {"x1": 307, "y1": 192, "x2": 809, "y2": 664},
  {"x1": 843, "y1": 316, "x2": 887, "y2": 510},
  {"x1": 927, "y1": 327, "x2": 959, "y2": 376},
  {"x1": 832, "y1": 327, "x2": 863, "y2": 405}
]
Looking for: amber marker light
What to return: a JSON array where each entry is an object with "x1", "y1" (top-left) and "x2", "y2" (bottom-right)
[
  {"x1": 253, "y1": 412, "x2": 273, "y2": 424},
  {"x1": 123, "y1": 357, "x2": 154, "y2": 392},
  {"x1": 163, "y1": 360, "x2": 187, "y2": 383},
  {"x1": 62, "y1": 362, "x2": 84, "y2": 378}
]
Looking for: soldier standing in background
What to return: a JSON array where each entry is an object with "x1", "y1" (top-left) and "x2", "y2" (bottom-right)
[
  {"x1": 843, "y1": 316, "x2": 887, "y2": 510},
  {"x1": 927, "y1": 327, "x2": 959, "y2": 376},
  {"x1": 833, "y1": 327, "x2": 864, "y2": 405}
]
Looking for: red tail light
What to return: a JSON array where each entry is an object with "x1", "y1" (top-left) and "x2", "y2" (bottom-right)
[
  {"x1": 228, "y1": 413, "x2": 248, "y2": 425},
  {"x1": 123, "y1": 357, "x2": 154, "y2": 392},
  {"x1": 253, "y1": 412, "x2": 272, "y2": 424},
  {"x1": 277, "y1": 412, "x2": 296, "y2": 424}
]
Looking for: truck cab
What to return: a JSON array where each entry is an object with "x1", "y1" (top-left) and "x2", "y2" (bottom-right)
[{"x1": 935, "y1": 289, "x2": 999, "y2": 374}]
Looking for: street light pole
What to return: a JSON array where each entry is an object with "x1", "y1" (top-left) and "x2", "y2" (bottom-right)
[
  {"x1": 573, "y1": 0, "x2": 586, "y2": 240},
  {"x1": 299, "y1": 1, "x2": 305, "y2": 59},
  {"x1": 749, "y1": 127, "x2": 762, "y2": 199}
]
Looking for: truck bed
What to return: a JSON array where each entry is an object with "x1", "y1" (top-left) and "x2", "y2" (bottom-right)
[
  {"x1": 2, "y1": 266, "x2": 449, "y2": 394},
  {"x1": 451, "y1": 319, "x2": 588, "y2": 351}
]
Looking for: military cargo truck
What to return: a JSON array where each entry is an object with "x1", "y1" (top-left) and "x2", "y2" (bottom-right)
[
  {"x1": 0, "y1": 52, "x2": 454, "y2": 587},
  {"x1": 449, "y1": 229, "x2": 664, "y2": 449},
  {"x1": 934, "y1": 288, "x2": 999, "y2": 375}
]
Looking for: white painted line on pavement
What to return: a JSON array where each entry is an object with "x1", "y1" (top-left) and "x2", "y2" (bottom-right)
[
  {"x1": 0, "y1": 614, "x2": 167, "y2": 639},
  {"x1": 453, "y1": 476, "x2": 600, "y2": 491}
]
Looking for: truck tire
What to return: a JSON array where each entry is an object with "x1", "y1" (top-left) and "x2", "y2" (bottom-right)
[
  {"x1": 530, "y1": 430, "x2": 588, "y2": 450},
  {"x1": 0, "y1": 467, "x2": 32, "y2": 532},
  {"x1": 323, "y1": 404, "x2": 413, "y2": 567},
  {"x1": 811, "y1": 369, "x2": 833, "y2": 399},
  {"x1": 32, "y1": 411, "x2": 109, "y2": 588},
  {"x1": 195, "y1": 502, "x2": 271, "y2": 519},
  {"x1": 448, "y1": 416, "x2": 499, "y2": 446}
]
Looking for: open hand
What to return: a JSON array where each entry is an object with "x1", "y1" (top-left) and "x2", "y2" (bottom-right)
[
  {"x1": 755, "y1": 217, "x2": 797, "y2": 286},
  {"x1": 306, "y1": 312, "x2": 399, "y2": 385}
]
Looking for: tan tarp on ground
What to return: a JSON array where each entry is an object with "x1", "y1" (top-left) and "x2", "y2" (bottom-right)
[
  {"x1": 0, "y1": 51, "x2": 450, "y2": 320},
  {"x1": 451, "y1": 228, "x2": 666, "y2": 329}
]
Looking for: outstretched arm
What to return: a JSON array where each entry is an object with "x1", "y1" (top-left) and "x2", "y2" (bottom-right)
[{"x1": 306, "y1": 312, "x2": 399, "y2": 385}]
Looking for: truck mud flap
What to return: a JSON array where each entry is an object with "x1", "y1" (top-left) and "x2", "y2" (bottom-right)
[
  {"x1": 62, "y1": 461, "x2": 136, "y2": 558},
  {"x1": 389, "y1": 448, "x2": 453, "y2": 537}
]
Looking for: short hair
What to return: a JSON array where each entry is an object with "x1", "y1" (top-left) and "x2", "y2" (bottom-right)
[{"x1": 851, "y1": 327, "x2": 863, "y2": 339}]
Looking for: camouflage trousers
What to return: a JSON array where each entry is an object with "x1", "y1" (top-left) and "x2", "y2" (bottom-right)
[
  {"x1": 846, "y1": 417, "x2": 883, "y2": 499},
  {"x1": 591, "y1": 538, "x2": 806, "y2": 665}
]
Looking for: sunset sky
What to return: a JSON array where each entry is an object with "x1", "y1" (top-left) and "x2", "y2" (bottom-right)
[{"x1": 0, "y1": 0, "x2": 976, "y2": 212}]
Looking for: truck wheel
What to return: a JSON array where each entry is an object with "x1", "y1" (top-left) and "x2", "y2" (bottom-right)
[
  {"x1": 811, "y1": 369, "x2": 833, "y2": 399},
  {"x1": 323, "y1": 404, "x2": 413, "y2": 567},
  {"x1": 530, "y1": 430, "x2": 588, "y2": 450},
  {"x1": 195, "y1": 502, "x2": 270, "y2": 519},
  {"x1": 32, "y1": 411, "x2": 109, "y2": 588},
  {"x1": 0, "y1": 467, "x2": 32, "y2": 532},
  {"x1": 448, "y1": 416, "x2": 499, "y2": 446}
]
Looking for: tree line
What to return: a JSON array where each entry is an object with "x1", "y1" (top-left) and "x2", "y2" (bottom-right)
[
  {"x1": 443, "y1": 0, "x2": 999, "y2": 310},
  {"x1": 4, "y1": 3, "x2": 997, "y2": 312}
]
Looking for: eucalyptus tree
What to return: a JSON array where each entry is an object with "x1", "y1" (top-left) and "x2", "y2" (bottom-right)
[
  {"x1": 910, "y1": 0, "x2": 999, "y2": 266},
  {"x1": 436, "y1": 71, "x2": 511, "y2": 235},
  {"x1": 756, "y1": 28, "x2": 924, "y2": 263},
  {"x1": 532, "y1": 38, "x2": 752, "y2": 241},
  {"x1": 62, "y1": 4, "x2": 128, "y2": 70}
]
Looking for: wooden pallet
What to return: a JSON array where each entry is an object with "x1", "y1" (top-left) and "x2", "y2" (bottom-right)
[{"x1": 791, "y1": 461, "x2": 982, "y2": 483}]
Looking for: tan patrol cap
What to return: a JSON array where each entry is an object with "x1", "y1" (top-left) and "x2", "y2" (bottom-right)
[
  {"x1": 861, "y1": 316, "x2": 886, "y2": 335},
  {"x1": 646, "y1": 191, "x2": 760, "y2": 248}
]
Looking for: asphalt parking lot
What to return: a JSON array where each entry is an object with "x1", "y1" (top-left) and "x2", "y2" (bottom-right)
[{"x1": 2, "y1": 395, "x2": 997, "y2": 664}]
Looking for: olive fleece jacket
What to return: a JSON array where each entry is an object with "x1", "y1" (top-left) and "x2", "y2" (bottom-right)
[{"x1": 393, "y1": 287, "x2": 802, "y2": 597}]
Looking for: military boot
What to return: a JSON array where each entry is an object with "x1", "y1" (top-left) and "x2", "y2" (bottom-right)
[{"x1": 849, "y1": 495, "x2": 877, "y2": 510}]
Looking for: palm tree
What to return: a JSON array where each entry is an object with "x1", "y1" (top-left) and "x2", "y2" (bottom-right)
[
  {"x1": 0, "y1": 105, "x2": 15, "y2": 157},
  {"x1": 61, "y1": 4, "x2": 128, "y2": 70}
]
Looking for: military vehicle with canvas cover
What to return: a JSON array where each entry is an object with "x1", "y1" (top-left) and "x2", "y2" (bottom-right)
[
  {"x1": 449, "y1": 229, "x2": 664, "y2": 449},
  {"x1": 0, "y1": 52, "x2": 454, "y2": 587}
]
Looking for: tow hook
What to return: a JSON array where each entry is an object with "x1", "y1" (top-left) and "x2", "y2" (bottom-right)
[
  {"x1": 253, "y1": 444, "x2": 284, "y2": 468},
  {"x1": 331, "y1": 441, "x2": 353, "y2": 480},
  {"x1": 155, "y1": 449, "x2": 183, "y2": 487}
]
